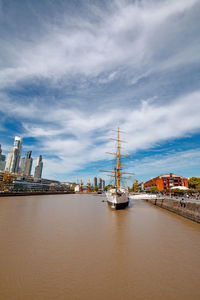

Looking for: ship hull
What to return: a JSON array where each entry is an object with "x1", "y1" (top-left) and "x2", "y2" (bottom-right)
[
  {"x1": 106, "y1": 189, "x2": 129, "y2": 210},
  {"x1": 107, "y1": 200, "x2": 129, "y2": 210}
]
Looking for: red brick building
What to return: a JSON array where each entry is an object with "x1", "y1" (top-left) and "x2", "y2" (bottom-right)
[{"x1": 144, "y1": 173, "x2": 188, "y2": 191}]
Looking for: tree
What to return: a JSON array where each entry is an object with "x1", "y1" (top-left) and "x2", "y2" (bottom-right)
[
  {"x1": 70, "y1": 186, "x2": 75, "y2": 192},
  {"x1": 132, "y1": 180, "x2": 139, "y2": 192},
  {"x1": 93, "y1": 186, "x2": 98, "y2": 192},
  {"x1": 188, "y1": 177, "x2": 200, "y2": 189},
  {"x1": 149, "y1": 186, "x2": 158, "y2": 193},
  {"x1": 171, "y1": 188, "x2": 184, "y2": 196},
  {"x1": 104, "y1": 185, "x2": 114, "y2": 191}
]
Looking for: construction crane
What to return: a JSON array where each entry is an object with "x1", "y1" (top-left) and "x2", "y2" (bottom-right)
[{"x1": 0, "y1": 170, "x2": 21, "y2": 192}]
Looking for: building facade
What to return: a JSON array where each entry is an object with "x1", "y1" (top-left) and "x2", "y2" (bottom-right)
[
  {"x1": 34, "y1": 155, "x2": 43, "y2": 179},
  {"x1": 20, "y1": 151, "x2": 33, "y2": 176},
  {"x1": 99, "y1": 178, "x2": 102, "y2": 190},
  {"x1": 5, "y1": 136, "x2": 22, "y2": 173},
  {"x1": 94, "y1": 177, "x2": 97, "y2": 188},
  {"x1": 98, "y1": 178, "x2": 105, "y2": 191},
  {"x1": 0, "y1": 144, "x2": 6, "y2": 171},
  {"x1": 102, "y1": 180, "x2": 105, "y2": 190},
  {"x1": 144, "y1": 173, "x2": 188, "y2": 191}
]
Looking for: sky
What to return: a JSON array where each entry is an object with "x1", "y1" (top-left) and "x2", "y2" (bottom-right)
[{"x1": 0, "y1": 0, "x2": 200, "y2": 185}]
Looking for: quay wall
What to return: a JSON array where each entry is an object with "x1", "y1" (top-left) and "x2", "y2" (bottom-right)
[
  {"x1": 0, "y1": 191, "x2": 74, "y2": 197},
  {"x1": 145, "y1": 197, "x2": 200, "y2": 223}
]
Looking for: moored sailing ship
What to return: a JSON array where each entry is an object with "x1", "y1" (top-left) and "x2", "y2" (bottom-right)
[{"x1": 100, "y1": 128, "x2": 134, "y2": 209}]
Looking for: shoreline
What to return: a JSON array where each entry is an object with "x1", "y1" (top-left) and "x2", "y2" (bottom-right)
[
  {"x1": 144, "y1": 197, "x2": 200, "y2": 223},
  {"x1": 0, "y1": 191, "x2": 75, "y2": 197}
]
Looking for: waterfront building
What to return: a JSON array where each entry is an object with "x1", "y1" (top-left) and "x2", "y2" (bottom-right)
[
  {"x1": 0, "y1": 145, "x2": 6, "y2": 171},
  {"x1": 102, "y1": 180, "x2": 105, "y2": 191},
  {"x1": 144, "y1": 173, "x2": 188, "y2": 191},
  {"x1": 138, "y1": 182, "x2": 144, "y2": 191},
  {"x1": 64, "y1": 182, "x2": 77, "y2": 188},
  {"x1": 87, "y1": 179, "x2": 91, "y2": 192},
  {"x1": 34, "y1": 155, "x2": 43, "y2": 179},
  {"x1": 20, "y1": 151, "x2": 33, "y2": 176},
  {"x1": 98, "y1": 178, "x2": 105, "y2": 190},
  {"x1": 75, "y1": 185, "x2": 80, "y2": 192},
  {"x1": 94, "y1": 177, "x2": 97, "y2": 188},
  {"x1": 99, "y1": 178, "x2": 102, "y2": 190},
  {"x1": 13, "y1": 177, "x2": 61, "y2": 192},
  {"x1": 5, "y1": 136, "x2": 22, "y2": 173}
]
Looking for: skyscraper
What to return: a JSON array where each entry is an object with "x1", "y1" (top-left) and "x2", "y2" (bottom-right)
[
  {"x1": 99, "y1": 178, "x2": 102, "y2": 190},
  {"x1": 102, "y1": 180, "x2": 105, "y2": 191},
  {"x1": 0, "y1": 144, "x2": 6, "y2": 171},
  {"x1": 5, "y1": 136, "x2": 22, "y2": 173},
  {"x1": 34, "y1": 155, "x2": 43, "y2": 179},
  {"x1": 20, "y1": 151, "x2": 33, "y2": 176},
  {"x1": 94, "y1": 177, "x2": 97, "y2": 188}
]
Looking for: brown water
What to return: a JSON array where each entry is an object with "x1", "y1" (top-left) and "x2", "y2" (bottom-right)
[{"x1": 0, "y1": 194, "x2": 200, "y2": 300}]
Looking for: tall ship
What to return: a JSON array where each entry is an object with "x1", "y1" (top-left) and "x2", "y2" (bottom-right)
[{"x1": 100, "y1": 128, "x2": 134, "y2": 209}]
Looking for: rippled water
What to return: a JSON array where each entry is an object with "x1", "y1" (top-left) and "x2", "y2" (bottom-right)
[{"x1": 0, "y1": 194, "x2": 200, "y2": 300}]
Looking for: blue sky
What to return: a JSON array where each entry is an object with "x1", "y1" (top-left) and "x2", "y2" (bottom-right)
[{"x1": 0, "y1": 0, "x2": 200, "y2": 185}]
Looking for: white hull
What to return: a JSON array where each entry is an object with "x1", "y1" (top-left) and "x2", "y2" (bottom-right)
[{"x1": 106, "y1": 188, "x2": 129, "y2": 209}]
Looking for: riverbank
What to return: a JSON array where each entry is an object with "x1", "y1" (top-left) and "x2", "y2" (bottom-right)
[
  {"x1": 145, "y1": 197, "x2": 200, "y2": 223},
  {"x1": 0, "y1": 191, "x2": 74, "y2": 197}
]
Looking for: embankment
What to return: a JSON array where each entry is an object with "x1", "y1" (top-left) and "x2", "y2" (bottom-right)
[
  {"x1": 145, "y1": 197, "x2": 200, "y2": 223},
  {"x1": 0, "y1": 191, "x2": 74, "y2": 197}
]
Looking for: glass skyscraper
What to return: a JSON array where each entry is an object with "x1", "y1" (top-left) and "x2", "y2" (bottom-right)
[
  {"x1": 5, "y1": 136, "x2": 22, "y2": 173},
  {"x1": 0, "y1": 144, "x2": 6, "y2": 171},
  {"x1": 20, "y1": 151, "x2": 33, "y2": 176},
  {"x1": 34, "y1": 155, "x2": 43, "y2": 179}
]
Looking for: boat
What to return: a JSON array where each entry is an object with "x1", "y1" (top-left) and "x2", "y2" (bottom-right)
[
  {"x1": 100, "y1": 128, "x2": 134, "y2": 210},
  {"x1": 106, "y1": 186, "x2": 129, "y2": 209}
]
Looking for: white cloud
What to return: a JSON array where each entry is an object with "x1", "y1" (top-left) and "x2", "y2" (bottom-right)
[
  {"x1": 1, "y1": 89, "x2": 198, "y2": 179},
  {"x1": 0, "y1": 0, "x2": 199, "y2": 88},
  {"x1": 131, "y1": 148, "x2": 200, "y2": 180},
  {"x1": 0, "y1": 0, "x2": 200, "y2": 181}
]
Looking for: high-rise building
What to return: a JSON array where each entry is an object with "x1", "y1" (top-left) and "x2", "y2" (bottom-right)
[
  {"x1": 0, "y1": 144, "x2": 6, "y2": 171},
  {"x1": 94, "y1": 177, "x2": 97, "y2": 188},
  {"x1": 102, "y1": 180, "x2": 105, "y2": 191},
  {"x1": 99, "y1": 178, "x2": 102, "y2": 190},
  {"x1": 5, "y1": 136, "x2": 22, "y2": 173},
  {"x1": 20, "y1": 151, "x2": 33, "y2": 176},
  {"x1": 34, "y1": 155, "x2": 43, "y2": 179}
]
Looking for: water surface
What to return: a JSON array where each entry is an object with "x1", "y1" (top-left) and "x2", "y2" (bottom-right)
[{"x1": 0, "y1": 194, "x2": 200, "y2": 300}]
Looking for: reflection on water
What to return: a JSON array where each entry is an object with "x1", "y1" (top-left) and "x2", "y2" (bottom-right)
[{"x1": 0, "y1": 194, "x2": 200, "y2": 300}]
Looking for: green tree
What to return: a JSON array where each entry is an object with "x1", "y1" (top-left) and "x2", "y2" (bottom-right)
[
  {"x1": 188, "y1": 177, "x2": 200, "y2": 189},
  {"x1": 93, "y1": 186, "x2": 98, "y2": 192},
  {"x1": 104, "y1": 185, "x2": 114, "y2": 191},
  {"x1": 70, "y1": 186, "x2": 75, "y2": 192},
  {"x1": 149, "y1": 186, "x2": 158, "y2": 193},
  {"x1": 171, "y1": 188, "x2": 184, "y2": 196},
  {"x1": 132, "y1": 180, "x2": 139, "y2": 192}
]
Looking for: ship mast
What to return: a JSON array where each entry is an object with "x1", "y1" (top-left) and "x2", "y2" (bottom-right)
[
  {"x1": 116, "y1": 127, "x2": 121, "y2": 189},
  {"x1": 99, "y1": 127, "x2": 134, "y2": 190}
]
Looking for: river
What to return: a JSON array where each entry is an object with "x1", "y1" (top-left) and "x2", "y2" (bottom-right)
[{"x1": 0, "y1": 194, "x2": 200, "y2": 300}]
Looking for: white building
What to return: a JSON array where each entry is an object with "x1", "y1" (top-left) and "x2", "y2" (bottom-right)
[
  {"x1": 20, "y1": 151, "x2": 33, "y2": 176},
  {"x1": 5, "y1": 136, "x2": 22, "y2": 173},
  {"x1": 0, "y1": 144, "x2": 6, "y2": 171},
  {"x1": 75, "y1": 185, "x2": 80, "y2": 192},
  {"x1": 34, "y1": 155, "x2": 43, "y2": 179}
]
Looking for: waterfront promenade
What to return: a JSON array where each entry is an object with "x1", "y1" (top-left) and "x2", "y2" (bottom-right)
[{"x1": 130, "y1": 194, "x2": 200, "y2": 223}]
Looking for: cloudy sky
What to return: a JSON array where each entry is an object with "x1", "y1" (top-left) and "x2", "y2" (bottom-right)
[{"x1": 0, "y1": 0, "x2": 200, "y2": 184}]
